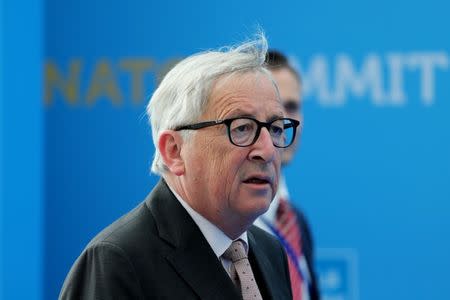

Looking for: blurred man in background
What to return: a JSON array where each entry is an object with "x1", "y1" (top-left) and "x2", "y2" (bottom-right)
[{"x1": 255, "y1": 50, "x2": 320, "y2": 300}]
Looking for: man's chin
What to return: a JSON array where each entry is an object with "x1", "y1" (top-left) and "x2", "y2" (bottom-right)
[
  {"x1": 237, "y1": 186, "x2": 274, "y2": 216},
  {"x1": 252, "y1": 198, "x2": 272, "y2": 216}
]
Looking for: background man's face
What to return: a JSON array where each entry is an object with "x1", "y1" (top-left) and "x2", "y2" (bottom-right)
[
  {"x1": 270, "y1": 68, "x2": 302, "y2": 165},
  {"x1": 181, "y1": 72, "x2": 284, "y2": 237}
]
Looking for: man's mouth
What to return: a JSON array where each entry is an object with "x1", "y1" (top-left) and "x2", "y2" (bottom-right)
[{"x1": 243, "y1": 177, "x2": 271, "y2": 185}]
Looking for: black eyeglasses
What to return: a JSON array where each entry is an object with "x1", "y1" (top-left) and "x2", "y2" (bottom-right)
[{"x1": 174, "y1": 117, "x2": 300, "y2": 148}]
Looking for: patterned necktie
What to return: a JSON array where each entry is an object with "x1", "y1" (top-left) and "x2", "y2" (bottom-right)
[
  {"x1": 276, "y1": 197, "x2": 303, "y2": 300},
  {"x1": 223, "y1": 240, "x2": 263, "y2": 300}
]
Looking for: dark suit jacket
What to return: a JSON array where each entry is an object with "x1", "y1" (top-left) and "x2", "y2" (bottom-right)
[
  {"x1": 60, "y1": 180, "x2": 292, "y2": 299},
  {"x1": 294, "y1": 207, "x2": 320, "y2": 300}
]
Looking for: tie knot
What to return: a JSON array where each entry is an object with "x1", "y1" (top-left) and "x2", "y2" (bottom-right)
[{"x1": 223, "y1": 240, "x2": 247, "y2": 262}]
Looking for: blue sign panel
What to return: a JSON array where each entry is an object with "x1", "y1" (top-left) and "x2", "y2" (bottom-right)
[
  {"x1": 316, "y1": 249, "x2": 358, "y2": 300},
  {"x1": 40, "y1": 1, "x2": 450, "y2": 299}
]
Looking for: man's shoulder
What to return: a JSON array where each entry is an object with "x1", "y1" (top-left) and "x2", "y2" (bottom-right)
[
  {"x1": 59, "y1": 192, "x2": 176, "y2": 299},
  {"x1": 85, "y1": 180, "x2": 172, "y2": 252},
  {"x1": 86, "y1": 201, "x2": 153, "y2": 248}
]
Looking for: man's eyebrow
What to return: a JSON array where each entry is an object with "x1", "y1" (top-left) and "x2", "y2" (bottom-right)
[
  {"x1": 225, "y1": 109, "x2": 284, "y2": 121},
  {"x1": 226, "y1": 109, "x2": 255, "y2": 119}
]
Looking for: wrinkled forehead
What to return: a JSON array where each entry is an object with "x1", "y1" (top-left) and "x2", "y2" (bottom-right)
[{"x1": 205, "y1": 70, "x2": 284, "y2": 120}]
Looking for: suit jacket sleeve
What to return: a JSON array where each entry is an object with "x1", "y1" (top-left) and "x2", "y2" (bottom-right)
[{"x1": 59, "y1": 242, "x2": 144, "y2": 300}]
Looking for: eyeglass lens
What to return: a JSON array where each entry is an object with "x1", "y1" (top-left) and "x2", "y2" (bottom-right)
[{"x1": 229, "y1": 118, "x2": 295, "y2": 147}]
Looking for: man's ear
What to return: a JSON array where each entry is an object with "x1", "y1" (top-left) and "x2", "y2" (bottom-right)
[{"x1": 158, "y1": 130, "x2": 185, "y2": 176}]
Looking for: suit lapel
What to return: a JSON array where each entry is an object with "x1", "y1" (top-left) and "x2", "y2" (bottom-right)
[
  {"x1": 146, "y1": 180, "x2": 240, "y2": 300},
  {"x1": 248, "y1": 230, "x2": 277, "y2": 300},
  {"x1": 166, "y1": 229, "x2": 240, "y2": 300}
]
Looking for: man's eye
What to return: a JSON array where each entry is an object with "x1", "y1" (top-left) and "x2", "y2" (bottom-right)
[
  {"x1": 271, "y1": 125, "x2": 283, "y2": 136},
  {"x1": 234, "y1": 124, "x2": 251, "y2": 133}
]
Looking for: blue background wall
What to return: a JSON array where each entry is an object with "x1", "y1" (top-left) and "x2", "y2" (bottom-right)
[
  {"x1": 2, "y1": 0, "x2": 450, "y2": 299},
  {"x1": 1, "y1": 0, "x2": 43, "y2": 299}
]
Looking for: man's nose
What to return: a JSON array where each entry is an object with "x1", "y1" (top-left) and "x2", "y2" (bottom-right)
[{"x1": 248, "y1": 128, "x2": 277, "y2": 163}]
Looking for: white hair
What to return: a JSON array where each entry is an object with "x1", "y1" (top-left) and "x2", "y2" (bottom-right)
[{"x1": 147, "y1": 33, "x2": 270, "y2": 175}]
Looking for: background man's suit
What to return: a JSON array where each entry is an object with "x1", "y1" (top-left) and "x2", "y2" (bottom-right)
[
  {"x1": 60, "y1": 180, "x2": 292, "y2": 299},
  {"x1": 295, "y1": 206, "x2": 320, "y2": 300}
]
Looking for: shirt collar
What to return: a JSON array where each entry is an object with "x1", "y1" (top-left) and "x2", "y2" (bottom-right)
[{"x1": 167, "y1": 183, "x2": 248, "y2": 258}]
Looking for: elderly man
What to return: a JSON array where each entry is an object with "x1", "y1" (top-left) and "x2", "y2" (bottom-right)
[
  {"x1": 59, "y1": 36, "x2": 300, "y2": 299},
  {"x1": 255, "y1": 50, "x2": 320, "y2": 300}
]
